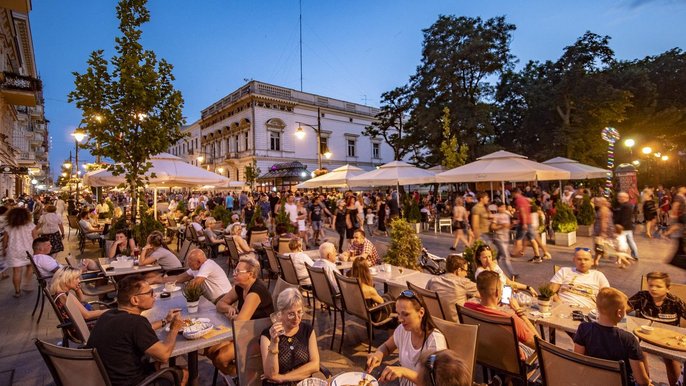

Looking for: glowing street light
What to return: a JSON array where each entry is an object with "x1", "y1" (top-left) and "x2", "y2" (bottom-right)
[
  {"x1": 662, "y1": 155, "x2": 669, "y2": 161},
  {"x1": 632, "y1": 160, "x2": 640, "y2": 166},
  {"x1": 624, "y1": 138, "x2": 635, "y2": 148},
  {"x1": 654, "y1": 152, "x2": 661, "y2": 158},
  {"x1": 642, "y1": 147, "x2": 652, "y2": 155}
]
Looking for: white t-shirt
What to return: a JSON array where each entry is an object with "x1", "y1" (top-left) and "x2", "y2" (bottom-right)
[
  {"x1": 186, "y1": 259, "x2": 232, "y2": 303},
  {"x1": 289, "y1": 251, "x2": 314, "y2": 285},
  {"x1": 550, "y1": 267, "x2": 610, "y2": 309},
  {"x1": 39, "y1": 212, "x2": 63, "y2": 234},
  {"x1": 33, "y1": 253, "x2": 60, "y2": 278},
  {"x1": 475, "y1": 264, "x2": 508, "y2": 288},
  {"x1": 393, "y1": 326, "x2": 447, "y2": 386},
  {"x1": 311, "y1": 258, "x2": 341, "y2": 292},
  {"x1": 284, "y1": 203, "x2": 298, "y2": 223},
  {"x1": 494, "y1": 212, "x2": 511, "y2": 241}
]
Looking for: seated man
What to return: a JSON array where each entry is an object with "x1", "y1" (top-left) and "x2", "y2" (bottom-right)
[
  {"x1": 32, "y1": 236, "x2": 98, "y2": 278},
  {"x1": 549, "y1": 248, "x2": 610, "y2": 309},
  {"x1": 574, "y1": 287, "x2": 651, "y2": 386},
  {"x1": 87, "y1": 275, "x2": 187, "y2": 386},
  {"x1": 157, "y1": 249, "x2": 232, "y2": 303},
  {"x1": 426, "y1": 255, "x2": 478, "y2": 322},
  {"x1": 78, "y1": 210, "x2": 105, "y2": 248},
  {"x1": 312, "y1": 241, "x2": 341, "y2": 292},
  {"x1": 342, "y1": 229, "x2": 380, "y2": 266},
  {"x1": 464, "y1": 270, "x2": 539, "y2": 359}
]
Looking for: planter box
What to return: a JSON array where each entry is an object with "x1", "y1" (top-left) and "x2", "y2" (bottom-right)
[
  {"x1": 554, "y1": 231, "x2": 577, "y2": 247},
  {"x1": 410, "y1": 222, "x2": 422, "y2": 234},
  {"x1": 577, "y1": 225, "x2": 594, "y2": 237}
]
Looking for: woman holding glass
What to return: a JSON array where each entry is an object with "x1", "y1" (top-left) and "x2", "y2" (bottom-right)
[{"x1": 261, "y1": 288, "x2": 320, "y2": 386}]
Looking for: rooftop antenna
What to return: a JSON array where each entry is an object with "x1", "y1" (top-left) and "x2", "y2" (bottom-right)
[{"x1": 299, "y1": 0, "x2": 303, "y2": 91}]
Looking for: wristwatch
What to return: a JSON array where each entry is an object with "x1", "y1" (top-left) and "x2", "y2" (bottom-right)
[{"x1": 160, "y1": 319, "x2": 168, "y2": 328}]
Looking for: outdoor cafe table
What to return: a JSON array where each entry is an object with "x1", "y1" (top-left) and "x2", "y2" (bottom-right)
[
  {"x1": 98, "y1": 257, "x2": 163, "y2": 277},
  {"x1": 143, "y1": 287, "x2": 233, "y2": 386},
  {"x1": 528, "y1": 302, "x2": 686, "y2": 362}
]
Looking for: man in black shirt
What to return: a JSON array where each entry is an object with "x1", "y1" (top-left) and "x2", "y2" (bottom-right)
[
  {"x1": 613, "y1": 192, "x2": 640, "y2": 260},
  {"x1": 87, "y1": 275, "x2": 186, "y2": 386}
]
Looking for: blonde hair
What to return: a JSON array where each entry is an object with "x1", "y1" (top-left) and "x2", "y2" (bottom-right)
[
  {"x1": 596, "y1": 287, "x2": 627, "y2": 315},
  {"x1": 49, "y1": 266, "x2": 82, "y2": 295}
]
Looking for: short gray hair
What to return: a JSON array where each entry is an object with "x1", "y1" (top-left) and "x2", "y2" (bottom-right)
[
  {"x1": 318, "y1": 241, "x2": 336, "y2": 260},
  {"x1": 276, "y1": 287, "x2": 303, "y2": 311},
  {"x1": 238, "y1": 256, "x2": 260, "y2": 277}
]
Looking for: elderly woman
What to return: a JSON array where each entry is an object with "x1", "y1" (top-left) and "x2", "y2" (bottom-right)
[
  {"x1": 261, "y1": 288, "x2": 320, "y2": 386},
  {"x1": 207, "y1": 256, "x2": 273, "y2": 380},
  {"x1": 50, "y1": 266, "x2": 108, "y2": 321},
  {"x1": 473, "y1": 244, "x2": 537, "y2": 296},
  {"x1": 38, "y1": 204, "x2": 65, "y2": 256},
  {"x1": 138, "y1": 230, "x2": 182, "y2": 271},
  {"x1": 367, "y1": 290, "x2": 447, "y2": 386},
  {"x1": 107, "y1": 229, "x2": 137, "y2": 258}
]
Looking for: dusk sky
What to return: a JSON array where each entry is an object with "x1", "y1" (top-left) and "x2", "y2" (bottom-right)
[{"x1": 29, "y1": 0, "x2": 686, "y2": 181}]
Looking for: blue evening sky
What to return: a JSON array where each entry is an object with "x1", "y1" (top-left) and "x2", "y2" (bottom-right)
[{"x1": 30, "y1": 0, "x2": 686, "y2": 180}]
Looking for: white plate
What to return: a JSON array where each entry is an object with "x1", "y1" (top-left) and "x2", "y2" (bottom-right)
[
  {"x1": 182, "y1": 321, "x2": 214, "y2": 340},
  {"x1": 163, "y1": 285, "x2": 181, "y2": 293},
  {"x1": 150, "y1": 284, "x2": 161, "y2": 290},
  {"x1": 331, "y1": 372, "x2": 378, "y2": 386}
]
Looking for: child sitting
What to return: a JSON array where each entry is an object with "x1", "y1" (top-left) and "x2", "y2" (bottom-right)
[
  {"x1": 629, "y1": 272, "x2": 686, "y2": 386},
  {"x1": 573, "y1": 287, "x2": 652, "y2": 386}
]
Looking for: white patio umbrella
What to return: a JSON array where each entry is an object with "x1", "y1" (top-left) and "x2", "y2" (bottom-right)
[
  {"x1": 542, "y1": 157, "x2": 611, "y2": 180},
  {"x1": 84, "y1": 153, "x2": 229, "y2": 218},
  {"x1": 435, "y1": 150, "x2": 571, "y2": 199},
  {"x1": 296, "y1": 164, "x2": 366, "y2": 189},
  {"x1": 347, "y1": 161, "x2": 436, "y2": 187}
]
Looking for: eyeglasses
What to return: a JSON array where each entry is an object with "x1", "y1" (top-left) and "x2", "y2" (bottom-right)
[
  {"x1": 426, "y1": 353, "x2": 438, "y2": 386},
  {"x1": 233, "y1": 269, "x2": 251, "y2": 275},
  {"x1": 135, "y1": 289, "x2": 154, "y2": 297},
  {"x1": 286, "y1": 310, "x2": 304, "y2": 320},
  {"x1": 575, "y1": 247, "x2": 591, "y2": 252}
]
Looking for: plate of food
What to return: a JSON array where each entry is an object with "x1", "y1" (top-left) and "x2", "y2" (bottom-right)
[
  {"x1": 181, "y1": 319, "x2": 214, "y2": 340},
  {"x1": 331, "y1": 372, "x2": 378, "y2": 386}
]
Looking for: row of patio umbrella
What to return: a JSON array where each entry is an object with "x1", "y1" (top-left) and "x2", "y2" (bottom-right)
[{"x1": 296, "y1": 150, "x2": 611, "y2": 189}]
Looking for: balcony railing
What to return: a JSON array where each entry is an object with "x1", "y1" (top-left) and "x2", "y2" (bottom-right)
[{"x1": 0, "y1": 72, "x2": 42, "y2": 106}]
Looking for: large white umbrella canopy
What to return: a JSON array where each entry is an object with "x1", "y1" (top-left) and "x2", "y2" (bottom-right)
[
  {"x1": 543, "y1": 157, "x2": 611, "y2": 180},
  {"x1": 435, "y1": 150, "x2": 571, "y2": 183},
  {"x1": 348, "y1": 161, "x2": 436, "y2": 187},
  {"x1": 296, "y1": 164, "x2": 366, "y2": 189},
  {"x1": 83, "y1": 153, "x2": 230, "y2": 188}
]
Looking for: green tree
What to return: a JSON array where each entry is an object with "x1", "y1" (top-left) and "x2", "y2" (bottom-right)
[
  {"x1": 68, "y1": 0, "x2": 185, "y2": 219},
  {"x1": 439, "y1": 107, "x2": 469, "y2": 169},
  {"x1": 363, "y1": 85, "x2": 416, "y2": 161},
  {"x1": 243, "y1": 162, "x2": 261, "y2": 190},
  {"x1": 409, "y1": 15, "x2": 516, "y2": 165}
]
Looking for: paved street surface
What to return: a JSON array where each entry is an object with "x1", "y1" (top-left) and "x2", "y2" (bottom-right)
[{"x1": 1, "y1": 223, "x2": 684, "y2": 385}]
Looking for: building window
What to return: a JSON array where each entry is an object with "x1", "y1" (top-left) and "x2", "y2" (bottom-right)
[
  {"x1": 270, "y1": 131, "x2": 281, "y2": 151},
  {"x1": 347, "y1": 139, "x2": 356, "y2": 157},
  {"x1": 320, "y1": 137, "x2": 328, "y2": 154},
  {"x1": 235, "y1": 135, "x2": 239, "y2": 152},
  {"x1": 244, "y1": 132, "x2": 249, "y2": 150},
  {"x1": 372, "y1": 142, "x2": 380, "y2": 159}
]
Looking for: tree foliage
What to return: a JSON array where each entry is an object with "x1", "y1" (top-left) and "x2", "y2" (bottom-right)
[
  {"x1": 439, "y1": 107, "x2": 469, "y2": 169},
  {"x1": 68, "y1": 0, "x2": 185, "y2": 219},
  {"x1": 243, "y1": 162, "x2": 261, "y2": 190}
]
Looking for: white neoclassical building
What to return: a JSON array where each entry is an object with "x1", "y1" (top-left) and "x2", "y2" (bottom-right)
[{"x1": 169, "y1": 81, "x2": 396, "y2": 190}]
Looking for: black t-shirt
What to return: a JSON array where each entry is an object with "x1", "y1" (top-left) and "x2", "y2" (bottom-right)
[
  {"x1": 235, "y1": 279, "x2": 274, "y2": 320},
  {"x1": 573, "y1": 322, "x2": 643, "y2": 383},
  {"x1": 261, "y1": 321, "x2": 314, "y2": 386},
  {"x1": 334, "y1": 208, "x2": 347, "y2": 229},
  {"x1": 310, "y1": 204, "x2": 322, "y2": 222},
  {"x1": 86, "y1": 309, "x2": 159, "y2": 386},
  {"x1": 628, "y1": 291, "x2": 686, "y2": 326}
]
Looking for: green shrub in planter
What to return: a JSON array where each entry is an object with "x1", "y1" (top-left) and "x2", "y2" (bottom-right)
[
  {"x1": 183, "y1": 284, "x2": 203, "y2": 302},
  {"x1": 402, "y1": 199, "x2": 422, "y2": 223},
  {"x1": 576, "y1": 194, "x2": 595, "y2": 226},
  {"x1": 176, "y1": 200, "x2": 187, "y2": 215},
  {"x1": 552, "y1": 201, "x2": 577, "y2": 233},
  {"x1": 275, "y1": 203, "x2": 297, "y2": 234},
  {"x1": 384, "y1": 218, "x2": 422, "y2": 270},
  {"x1": 132, "y1": 205, "x2": 165, "y2": 247},
  {"x1": 211, "y1": 205, "x2": 232, "y2": 227}
]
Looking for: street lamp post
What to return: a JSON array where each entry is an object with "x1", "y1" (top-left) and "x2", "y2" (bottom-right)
[
  {"x1": 295, "y1": 107, "x2": 332, "y2": 170},
  {"x1": 72, "y1": 127, "x2": 86, "y2": 205}
]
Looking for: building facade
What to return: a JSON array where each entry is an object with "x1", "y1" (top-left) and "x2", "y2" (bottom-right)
[
  {"x1": 169, "y1": 81, "x2": 395, "y2": 190},
  {"x1": 0, "y1": 1, "x2": 48, "y2": 197}
]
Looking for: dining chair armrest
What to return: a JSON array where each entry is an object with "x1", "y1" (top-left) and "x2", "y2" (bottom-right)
[
  {"x1": 87, "y1": 300, "x2": 116, "y2": 309},
  {"x1": 137, "y1": 367, "x2": 181, "y2": 386},
  {"x1": 368, "y1": 301, "x2": 395, "y2": 313},
  {"x1": 525, "y1": 351, "x2": 538, "y2": 367},
  {"x1": 56, "y1": 321, "x2": 73, "y2": 330}
]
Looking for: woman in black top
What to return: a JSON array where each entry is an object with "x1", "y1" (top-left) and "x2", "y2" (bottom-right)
[
  {"x1": 209, "y1": 256, "x2": 274, "y2": 377},
  {"x1": 345, "y1": 196, "x2": 358, "y2": 239},
  {"x1": 261, "y1": 288, "x2": 320, "y2": 386},
  {"x1": 643, "y1": 192, "x2": 658, "y2": 238},
  {"x1": 333, "y1": 200, "x2": 348, "y2": 252},
  {"x1": 377, "y1": 194, "x2": 387, "y2": 236}
]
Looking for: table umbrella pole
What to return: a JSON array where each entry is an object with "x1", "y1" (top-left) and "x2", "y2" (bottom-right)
[{"x1": 154, "y1": 188, "x2": 158, "y2": 220}]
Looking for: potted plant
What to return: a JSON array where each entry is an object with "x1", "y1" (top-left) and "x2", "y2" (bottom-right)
[
  {"x1": 402, "y1": 199, "x2": 422, "y2": 233},
  {"x1": 552, "y1": 201, "x2": 577, "y2": 246},
  {"x1": 183, "y1": 284, "x2": 203, "y2": 314},
  {"x1": 211, "y1": 205, "x2": 232, "y2": 228},
  {"x1": 575, "y1": 194, "x2": 595, "y2": 237},
  {"x1": 384, "y1": 218, "x2": 422, "y2": 271},
  {"x1": 537, "y1": 284, "x2": 555, "y2": 313},
  {"x1": 274, "y1": 203, "x2": 296, "y2": 234},
  {"x1": 176, "y1": 199, "x2": 187, "y2": 216},
  {"x1": 132, "y1": 204, "x2": 165, "y2": 247}
]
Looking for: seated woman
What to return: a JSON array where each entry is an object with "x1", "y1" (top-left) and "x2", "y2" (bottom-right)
[
  {"x1": 203, "y1": 218, "x2": 226, "y2": 258},
  {"x1": 50, "y1": 266, "x2": 108, "y2": 323},
  {"x1": 416, "y1": 349, "x2": 471, "y2": 386},
  {"x1": 350, "y1": 256, "x2": 393, "y2": 323},
  {"x1": 474, "y1": 244, "x2": 537, "y2": 297},
  {"x1": 138, "y1": 230, "x2": 182, "y2": 271},
  {"x1": 287, "y1": 237, "x2": 314, "y2": 286},
  {"x1": 261, "y1": 288, "x2": 320, "y2": 386},
  {"x1": 107, "y1": 229, "x2": 137, "y2": 258},
  {"x1": 367, "y1": 290, "x2": 447, "y2": 386},
  {"x1": 207, "y1": 256, "x2": 273, "y2": 380},
  {"x1": 227, "y1": 223, "x2": 256, "y2": 259},
  {"x1": 78, "y1": 210, "x2": 104, "y2": 248}
]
